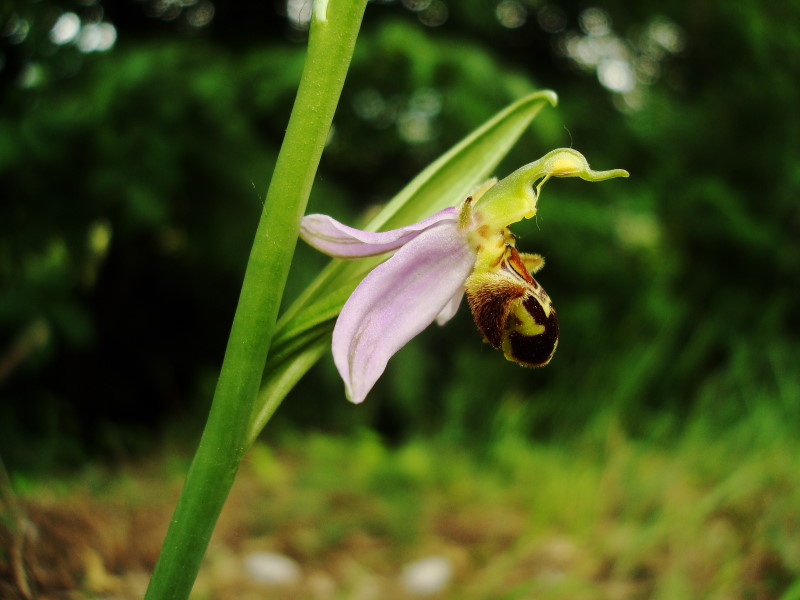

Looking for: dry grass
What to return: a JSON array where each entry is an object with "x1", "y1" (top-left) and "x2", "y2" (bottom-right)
[{"x1": 2, "y1": 417, "x2": 800, "y2": 599}]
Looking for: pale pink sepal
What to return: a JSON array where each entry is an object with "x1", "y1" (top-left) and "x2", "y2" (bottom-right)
[
  {"x1": 300, "y1": 207, "x2": 459, "y2": 259},
  {"x1": 332, "y1": 222, "x2": 474, "y2": 404},
  {"x1": 434, "y1": 289, "x2": 465, "y2": 326}
]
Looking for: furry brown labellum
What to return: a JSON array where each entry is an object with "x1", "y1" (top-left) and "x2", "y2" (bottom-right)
[{"x1": 465, "y1": 246, "x2": 559, "y2": 367}]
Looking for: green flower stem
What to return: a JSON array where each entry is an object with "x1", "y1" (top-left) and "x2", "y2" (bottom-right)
[{"x1": 144, "y1": 2, "x2": 367, "y2": 598}]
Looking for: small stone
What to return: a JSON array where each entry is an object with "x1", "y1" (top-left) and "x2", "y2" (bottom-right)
[
  {"x1": 399, "y1": 555, "x2": 453, "y2": 596},
  {"x1": 243, "y1": 551, "x2": 301, "y2": 586}
]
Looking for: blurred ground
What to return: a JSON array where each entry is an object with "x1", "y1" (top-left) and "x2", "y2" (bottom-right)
[{"x1": 3, "y1": 418, "x2": 799, "y2": 599}]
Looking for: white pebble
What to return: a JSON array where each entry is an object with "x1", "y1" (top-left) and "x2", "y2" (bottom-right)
[
  {"x1": 400, "y1": 556, "x2": 453, "y2": 596},
  {"x1": 243, "y1": 552, "x2": 301, "y2": 586}
]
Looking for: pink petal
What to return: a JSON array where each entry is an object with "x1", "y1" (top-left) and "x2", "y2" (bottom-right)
[
  {"x1": 300, "y1": 207, "x2": 459, "y2": 258},
  {"x1": 332, "y1": 222, "x2": 474, "y2": 403},
  {"x1": 435, "y1": 289, "x2": 465, "y2": 326}
]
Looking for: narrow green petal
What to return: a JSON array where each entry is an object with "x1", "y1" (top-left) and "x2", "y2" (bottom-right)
[{"x1": 473, "y1": 147, "x2": 629, "y2": 230}]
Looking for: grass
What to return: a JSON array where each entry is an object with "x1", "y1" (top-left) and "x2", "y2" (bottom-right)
[{"x1": 3, "y1": 409, "x2": 800, "y2": 599}]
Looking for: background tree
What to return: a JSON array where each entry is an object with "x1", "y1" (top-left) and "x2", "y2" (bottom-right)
[{"x1": 1, "y1": 0, "x2": 798, "y2": 470}]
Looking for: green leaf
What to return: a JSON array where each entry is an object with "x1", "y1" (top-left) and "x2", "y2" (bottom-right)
[
  {"x1": 248, "y1": 90, "x2": 558, "y2": 443},
  {"x1": 250, "y1": 338, "x2": 329, "y2": 437}
]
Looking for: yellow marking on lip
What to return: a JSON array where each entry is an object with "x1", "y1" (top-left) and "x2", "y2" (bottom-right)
[{"x1": 509, "y1": 299, "x2": 546, "y2": 337}]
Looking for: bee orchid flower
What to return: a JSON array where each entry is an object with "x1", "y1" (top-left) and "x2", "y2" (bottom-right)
[{"x1": 300, "y1": 149, "x2": 628, "y2": 403}]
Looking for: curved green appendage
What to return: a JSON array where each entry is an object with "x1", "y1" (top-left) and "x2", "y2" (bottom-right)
[{"x1": 473, "y1": 148, "x2": 630, "y2": 230}]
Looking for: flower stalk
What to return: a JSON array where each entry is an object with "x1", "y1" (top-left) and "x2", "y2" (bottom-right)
[{"x1": 144, "y1": 2, "x2": 367, "y2": 598}]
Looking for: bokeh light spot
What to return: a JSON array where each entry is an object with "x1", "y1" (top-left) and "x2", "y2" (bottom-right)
[
  {"x1": 77, "y1": 22, "x2": 117, "y2": 53},
  {"x1": 4, "y1": 14, "x2": 30, "y2": 45},
  {"x1": 408, "y1": 88, "x2": 442, "y2": 118},
  {"x1": 353, "y1": 88, "x2": 386, "y2": 121},
  {"x1": 647, "y1": 16, "x2": 685, "y2": 54},
  {"x1": 579, "y1": 7, "x2": 610, "y2": 37},
  {"x1": 186, "y1": 1, "x2": 215, "y2": 28},
  {"x1": 88, "y1": 220, "x2": 113, "y2": 257},
  {"x1": 417, "y1": 0, "x2": 448, "y2": 27},
  {"x1": 397, "y1": 113, "x2": 433, "y2": 144},
  {"x1": 598, "y1": 58, "x2": 634, "y2": 93},
  {"x1": 352, "y1": 88, "x2": 396, "y2": 129},
  {"x1": 615, "y1": 212, "x2": 661, "y2": 249},
  {"x1": 19, "y1": 62, "x2": 44, "y2": 88},
  {"x1": 50, "y1": 12, "x2": 81, "y2": 45},
  {"x1": 286, "y1": 0, "x2": 312, "y2": 30},
  {"x1": 496, "y1": 0, "x2": 527, "y2": 29}
]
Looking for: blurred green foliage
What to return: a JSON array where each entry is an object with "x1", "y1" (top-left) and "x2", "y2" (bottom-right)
[{"x1": 1, "y1": 0, "x2": 798, "y2": 469}]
